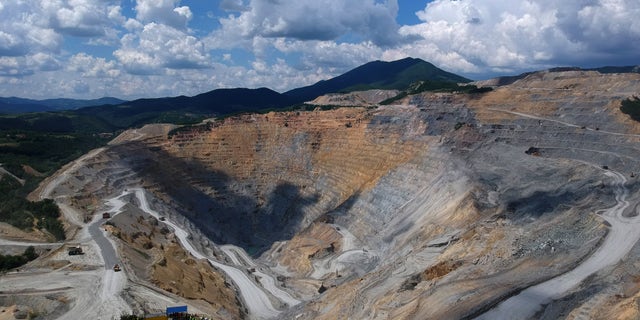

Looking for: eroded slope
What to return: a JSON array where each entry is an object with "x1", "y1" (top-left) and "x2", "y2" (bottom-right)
[{"x1": 24, "y1": 70, "x2": 640, "y2": 319}]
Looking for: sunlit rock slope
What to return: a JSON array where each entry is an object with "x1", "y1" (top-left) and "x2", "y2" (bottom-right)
[{"x1": 44, "y1": 69, "x2": 640, "y2": 319}]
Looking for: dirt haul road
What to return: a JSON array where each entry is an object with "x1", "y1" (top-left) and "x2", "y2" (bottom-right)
[
  {"x1": 5, "y1": 147, "x2": 134, "y2": 319},
  {"x1": 38, "y1": 148, "x2": 105, "y2": 199},
  {"x1": 0, "y1": 148, "x2": 131, "y2": 319},
  {"x1": 478, "y1": 169, "x2": 639, "y2": 319},
  {"x1": 220, "y1": 245, "x2": 301, "y2": 307},
  {"x1": 0, "y1": 211, "x2": 131, "y2": 319},
  {"x1": 129, "y1": 187, "x2": 295, "y2": 319},
  {"x1": 54, "y1": 200, "x2": 131, "y2": 318},
  {"x1": 6, "y1": 138, "x2": 286, "y2": 320}
]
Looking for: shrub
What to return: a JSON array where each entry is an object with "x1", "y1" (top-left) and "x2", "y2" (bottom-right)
[
  {"x1": 620, "y1": 96, "x2": 640, "y2": 121},
  {"x1": 0, "y1": 246, "x2": 39, "y2": 271}
]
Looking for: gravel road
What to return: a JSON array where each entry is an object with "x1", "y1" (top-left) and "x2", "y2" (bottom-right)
[
  {"x1": 478, "y1": 169, "x2": 638, "y2": 319},
  {"x1": 130, "y1": 187, "x2": 286, "y2": 319}
]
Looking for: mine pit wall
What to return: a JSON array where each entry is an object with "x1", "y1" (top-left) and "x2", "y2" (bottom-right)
[
  {"x1": 391, "y1": 72, "x2": 640, "y2": 319},
  {"x1": 46, "y1": 70, "x2": 640, "y2": 319},
  {"x1": 100, "y1": 105, "x2": 479, "y2": 262},
  {"x1": 116, "y1": 103, "x2": 596, "y2": 318},
  {"x1": 283, "y1": 139, "x2": 611, "y2": 318},
  {"x1": 135, "y1": 106, "x2": 442, "y2": 255},
  {"x1": 467, "y1": 71, "x2": 640, "y2": 174},
  {"x1": 275, "y1": 73, "x2": 640, "y2": 319},
  {"x1": 107, "y1": 74, "x2": 630, "y2": 311},
  {"x1": 137, "y1": 105, "x2": 489, "y2": 318}
]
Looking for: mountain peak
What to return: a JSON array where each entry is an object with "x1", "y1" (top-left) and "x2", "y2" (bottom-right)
[{"x1": 284, "y1": 57, "x2": 470, "y2": 102}]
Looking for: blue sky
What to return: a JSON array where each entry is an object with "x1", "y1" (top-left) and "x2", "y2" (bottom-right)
[{"x1": 1, "y1": 0, "x2": 639, "y2": 100}]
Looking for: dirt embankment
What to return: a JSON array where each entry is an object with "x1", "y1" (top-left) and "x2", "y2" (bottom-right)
[{"x1": 107, "y1": 205, "x2": 243, "y2": 319}]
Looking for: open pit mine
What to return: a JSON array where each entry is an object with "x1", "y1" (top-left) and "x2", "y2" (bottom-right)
[{"x1": 3, "y1": 69, "x2": 640, "y2": 319}]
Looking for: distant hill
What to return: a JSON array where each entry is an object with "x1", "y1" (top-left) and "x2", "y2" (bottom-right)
[
  {"x1": 588, "y1": 65, "x2": 640, "y2": 74},
  {"x1": 0, "y1": 97, "x2": 126, "y2": 114},
  {"x1": 76, "y1": 87, "x2": 296, "y2": 128},
  {"x1": 0, "y1": 98, "x2": 51, "y2": 114},
  {"x1": 284, "y1": 57, "x2": 471, "y2": 103},
  {"x1": 3, "y1": 57, "x2": 473, "y2": 129},
  {"x1": 76, "y1": 57, "x2": 472, "y2": 128}
]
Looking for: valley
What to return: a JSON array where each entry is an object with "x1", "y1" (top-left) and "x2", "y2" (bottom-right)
[{"x1": 1, "y1": 69, "x2": 640, "y2": 319}]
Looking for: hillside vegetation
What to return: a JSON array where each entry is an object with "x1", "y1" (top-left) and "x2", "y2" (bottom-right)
[
  {"x1": 74, "y1": 58, "x2": 472, "y2": 127},
  {"x1": 620, "y1": 96, "x2": 640, "y2": 121},
  {"x1": 0, "y1": 96, "x2": 125, "y2": 114},
  {"x1": 380, "y1": 80, "x2": 492, "y2": 104},
  {"x1": 0, "y1": 112, "x2": 113, "y2": 240},
  {"x1": 0, "y1": 246, "x2": 38, "y2": 271},
  {"x1": 0, "y1": 174, "x2": 65, "y2": 240},
  {"x1": 284, "y1": 57, "x2": 471, "y2": 102}
]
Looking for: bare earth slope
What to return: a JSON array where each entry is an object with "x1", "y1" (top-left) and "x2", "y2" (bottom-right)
[{"x1": 4, "y1": 70, "x2": 640, "y2": 319}]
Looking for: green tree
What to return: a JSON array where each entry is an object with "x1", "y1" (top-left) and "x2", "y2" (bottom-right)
[{"x1": 23, "y1": 246, "x2": 38, "y2": 261}]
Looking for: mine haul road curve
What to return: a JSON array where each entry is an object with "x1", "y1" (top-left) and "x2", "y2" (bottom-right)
[
  {"x1": 478, "y1": 113, "x2": 640, "y2": 319},
  {"x1": 129, "y1": 187, "x2": 299, "y2": 319},
  {"x1": 0, "y1": 199, "x2": 131, "y2": 319},
  {"x1": 54, "y1": 194, "x2": 131, "y2": 319},
  {"x1": 1, "y1": 146, "x2": 134, "y2": 319},
  {"x1": 220, "y1": 245, "x2": 301, "y2": 308},
  {"x1": 39, "y1": 148, "x2": 106, "y2": 200},
  {"x1": 5, "y1": 147, "x2": 297, "y2": 320}
]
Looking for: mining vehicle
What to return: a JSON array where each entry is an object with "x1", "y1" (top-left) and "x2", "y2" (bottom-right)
[{"x1": 68, "y1": 246, "x2": 83, "y2": 255}]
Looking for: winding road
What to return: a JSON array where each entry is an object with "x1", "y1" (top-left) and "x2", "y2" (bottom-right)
[
  {"x1": 488, "y1": 108, "x2": 640, "y2": 139},
  {"x1": 89, "y1": 194, "x2": 127, "y2": 270},
  {"x1": 54, "y1": 192, "x2": 131, "y2": 319},
  {"x1": 128, "y1": 187, "x2": 298, "y2": 319},
  {"x1": 39, "y1": 148, "x2": 105, "y2": 199},
  {"x1": 221, "y1": 245, "x2": 301, "y2": 307},
  {"x1": 478, "y1": 168, "x2": 640, "y2": 319},
  {"x1": 1, "y1": 191, "x2": 132, "y2": 319},
  {"x1": 15, "y1": 146, "x2": 133, "y2": 319}
]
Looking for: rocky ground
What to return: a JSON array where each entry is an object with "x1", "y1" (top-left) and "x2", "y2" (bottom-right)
[{"x1": 1, "y1": 69, "x2": 640, "y2": 319}]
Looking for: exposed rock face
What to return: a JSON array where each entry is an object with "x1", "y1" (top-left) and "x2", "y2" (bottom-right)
[
  {"x1": 110, "y1": 106, "x2": 433, "y2": 256},
  {"x1": 307, "y1": 89, "x2": 399, "y2": 106},
  {"x1": 42, "y1": 70, "x2": 640, "y2": 319}
]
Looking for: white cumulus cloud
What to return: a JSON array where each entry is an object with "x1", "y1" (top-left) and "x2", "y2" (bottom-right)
[
  {"x1": 40, "y1": 0, "x2": 124, "y2": 39},
  {"x1": 31, "y1": 53, "x2": 62, "y2": 72},
  {"x1": 68, "y1": 53, "x2": 120, "y2": 78},
  {"x1": 388, "y1": 0, "x2": 640, "y2": 76},
  {"x1": 135, "y1": 0, "x2": 193, "y2": 30},
  {"x1": 115, "y1": 22, "x2": 210, "y2": 75},
  {"x1": 0, "y1": 1, "x2": 63, "y2": 56},
  {"x1": 209, "y1": 0, "x2": 401, "y2": 48},
  {"x1": 1, "y1": 0, "x2": 640, "y2": 100}
]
